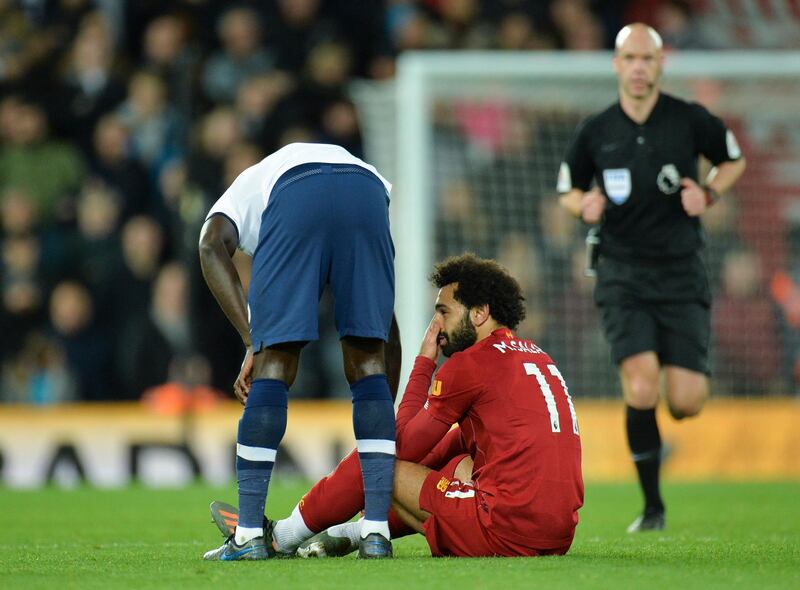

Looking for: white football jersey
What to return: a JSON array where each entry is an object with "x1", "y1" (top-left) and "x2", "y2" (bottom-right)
[{"x1": 205, "y1": 143, "x2": 392, "y2": 255}]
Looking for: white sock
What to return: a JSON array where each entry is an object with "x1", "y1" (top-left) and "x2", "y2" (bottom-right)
[
  {"x1": 360, "y1": 519, "x2": 391, "y2": 540},
  {"x1": 327, "y1": 519, "x2": 362, "y2": 546},
  {"x1": 273, "y1": 504, "x2": 315, "y2": 553},
  {"x1": 234, "y1": 525, "x2": 263, "y2": 545}
]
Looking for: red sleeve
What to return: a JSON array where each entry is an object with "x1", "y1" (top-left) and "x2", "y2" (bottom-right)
[
  {"x1": 396, "y1": 354, "x2": 482, "y2": 462},
  {"x1": 396, "y1": 413, "x2": 450, "y2": 462},
  {"x1": 420, "y1": 427, "x2": 467, "y2": 470},
  {"x1": 396, "y1": 356, "x2": 437, "y2": 434},
  {"x1": 424, "y1": 353, "x2": 483, "y2": 425}
]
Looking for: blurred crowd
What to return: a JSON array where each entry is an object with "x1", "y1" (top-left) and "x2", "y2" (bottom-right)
[
  {"x1": 427, "y1": 83, "x2": 800, "y2": 398},
  {"x1": 1, "y1": 0, "x2": 798, "y2": 404}
]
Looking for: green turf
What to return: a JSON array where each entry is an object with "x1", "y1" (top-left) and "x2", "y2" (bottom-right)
[{"x1": 1, "y1": 481, "x2": 797, "y2": 590}]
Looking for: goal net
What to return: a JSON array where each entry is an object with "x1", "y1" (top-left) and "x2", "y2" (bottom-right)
[{"x1": 352, "y1": 51, "x2": 800, "y2": 398}]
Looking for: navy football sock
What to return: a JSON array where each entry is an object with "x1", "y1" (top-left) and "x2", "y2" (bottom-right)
[
  {"x1": 237, "y1": 379, "x2": 288, "y2": 530},
  {"x1": 626, "y1": 406, "x2": 664, "y2": 513},
  {"x1": 351, "y1": 374, "x2": 396, "y2": 532}
]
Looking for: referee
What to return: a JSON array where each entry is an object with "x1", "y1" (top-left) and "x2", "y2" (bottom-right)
[{"x1": 557, "y1": 24, "x2": 746, "y2": 532}]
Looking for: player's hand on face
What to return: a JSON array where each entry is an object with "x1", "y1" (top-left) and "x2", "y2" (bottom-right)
[
  {"x1": 233, "y1": 345, "x2": 254, "y2": 404},
  {"x1": 581, "y1": 188, "x2": 607, "y2": 224},
  {"x1": 679, "y1": 177, "x2": 707, "y2": 217},
  {"x1": 419, "y1": 315, "x2": 445, "y2": 363}
]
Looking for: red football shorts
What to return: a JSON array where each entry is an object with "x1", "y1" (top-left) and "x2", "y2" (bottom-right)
[
  {"x1": 419, "y1": 454, "x2": 570, "y2": 557},
  {"x1": 419, "y1": 453, "x2": 493, "y2": 557}
]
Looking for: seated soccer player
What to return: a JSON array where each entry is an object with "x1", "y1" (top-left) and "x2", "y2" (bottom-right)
[{"x1": 210, "y1": 254, "x2": 584, "y2": 557}]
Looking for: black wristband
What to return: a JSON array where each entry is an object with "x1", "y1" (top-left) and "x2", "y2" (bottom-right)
[{"x1": 704, "y1": 187, "x2": 720, "y2": 207}]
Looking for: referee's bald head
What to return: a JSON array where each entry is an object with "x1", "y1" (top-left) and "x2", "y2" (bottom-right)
[{"x1": 615, "y1": 23, "x2": 663, "y2": 53}]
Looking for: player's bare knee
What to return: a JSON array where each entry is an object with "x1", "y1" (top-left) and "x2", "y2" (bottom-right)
[
  {"x1": 391, "y1": 460, "x2": 422, "y2": 506},
  {"x1": 668, "y1": 395, "x2": 706, "y2": 420},
  {"x1": 252, "y1": 345, "x2": 302, "y2": 385},
  {"x1": 453, "y1": 456, "x2": 473, "y2": 481},
  {"x1": 625, "y1": 377, "x2": 659, "y2": 409},
  {"x1": 342, "y1": 337, "x2": 386, "y2": 383}
]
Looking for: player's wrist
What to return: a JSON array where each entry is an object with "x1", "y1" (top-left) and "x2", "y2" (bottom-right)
[
  {"x1": 414, "y1": 355, "x2": 437, "y2": 368},
  {"x1": 703, "y1": 186, "x2": 720, "y2": 207}
]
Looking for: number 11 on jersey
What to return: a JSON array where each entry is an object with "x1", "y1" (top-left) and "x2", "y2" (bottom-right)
[{"x1": 524, "y1": 363, "x2": 580, "y2": 435}]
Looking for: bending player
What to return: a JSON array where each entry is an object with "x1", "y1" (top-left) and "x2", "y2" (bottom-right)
[
  {"x1": 210, "y1": 254, "x2": 584, "y2": 557},
  {"x1": 199, "y1": 142, "x2": 399, "y2": 560}
]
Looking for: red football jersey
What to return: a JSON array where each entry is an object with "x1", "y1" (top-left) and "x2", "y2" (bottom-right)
[{"x1": 423, "y1": 329, "x2": 584, "y2": 549}]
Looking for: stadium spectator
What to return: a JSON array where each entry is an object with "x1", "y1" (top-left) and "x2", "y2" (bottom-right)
[
  {"x1": 116, "y1": 69, "x2": 186, "y2": 209},
  {"x1": 183, "y1": 107, "x2": 243, "y2": 203},
  {"x1": 1, "y1": 186, "x2": 40, "y2": 236},
  {"x1": 544, "y1": 244, "x2": 615, "y2": 396},
  {"x1": 0, "y1": 331, "x2": 76, "y2": 404},
  {"x1": 89, "y1": 114, "x2": 151, "y2": 220},
  {"x1": 319, "y1": 99, "x2": 363, "y2": 158},
  {"x1": 437, "y1": 0, "x2": 495, "y2": 49},
  {"x1": 266, "y1": 0, "x2": 339, "y2": 73},
  {"x1": 48, "y1": 279, "x2": 112, "y2": 401},
  {"x1": 495, "y1": 12, "x2": 557, "y2": 50},
  {"x1": 0, "y1": 186, "x2": 70, "y2": 286},
  {"x1": 141, "y1": 14, "x2": 201, "y2": 120},
  {"x1": 234, "y1": 72, "x2": 295, "y2": 151},
  {"x1": 141, "y1": 353, "x2": 222, "y2": 416},
  {"x1": 221, "y1": 142, "x2": 263, "y2": 191},
  {"x1": 386, "y1": 3, "x2": 443, "y2": 52},
  {"x1": 0, "y1": 99, "x2": 86, "y2": 224},
  {"x1": 495, "y1": 232, "x2": 546, "y2": 338},
  {"x1": 118, "y1": 261, "x2": 192, "y2": 400},
  {"x1": 0, "y1": 0, "x2": 40, "y2": 86},
  {"x1": 201, "y1": 7, "x2": 274, "y2": 105},
  {"x1": 110, "y1": 215, "x2": 166, "y2": 334},
  {"x1": 68, "y1": 180, "x2": 124, "y2": 327},
  {"x1": 436, "y1": 178, "x2": 491, "y2": 258},
  {"x1": 712, "y1": 248, "x2": 782, "y2": 395},
  {"x1": 48, "y1": 12, "x2": 126, "y2": 157},
  {"x1": 0, "y1": 233, "x2": 47, "y2": 362},
  {"x1": 701, "y1": 192, "x2": 744, "y2": 291},
  {"x1": 653, "y1": 0, "x2": 711, "y2": 49},
  {"x1": 550, "y1": 0, "x2": 605, "y2": 50},
  {"x1": 771, "y1": 216, "x2": 800, "y2": 395}
]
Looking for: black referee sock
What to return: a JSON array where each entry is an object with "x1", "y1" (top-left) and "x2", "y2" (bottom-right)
[{"x1": 626, "y1": 406, "x2": 665, "y2": 514}]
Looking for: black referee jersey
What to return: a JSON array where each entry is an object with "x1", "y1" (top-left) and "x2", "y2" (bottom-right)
[{"x1": 558, "y1": 92, "x2": 742, "y2": 261}]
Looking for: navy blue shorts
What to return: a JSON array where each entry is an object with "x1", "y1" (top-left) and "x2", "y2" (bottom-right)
[{"x1": 248, "y1": 163, "x2": 394, "y2": 350}]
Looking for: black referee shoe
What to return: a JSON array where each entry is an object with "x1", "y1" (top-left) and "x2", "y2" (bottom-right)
[{"x1": 627, "y1": 509, "x2": 666, "y2": 533}]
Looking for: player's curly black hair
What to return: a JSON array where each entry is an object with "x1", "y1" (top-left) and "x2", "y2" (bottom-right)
[{"x1": 429, "y1": 253, "x2": 526, "y2": 330}]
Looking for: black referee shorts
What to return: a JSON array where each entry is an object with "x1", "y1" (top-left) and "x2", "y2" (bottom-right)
[{"x1": 594, "y1": 254, "x2": 711, "y2": 374}]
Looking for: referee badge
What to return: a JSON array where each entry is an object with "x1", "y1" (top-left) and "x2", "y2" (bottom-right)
[
  {"x1": 602, "y1": 168, "x2": 631, "y2": 204},
  {"x1": 657, "y1": 164, "x2": 681, "y2": 195}
]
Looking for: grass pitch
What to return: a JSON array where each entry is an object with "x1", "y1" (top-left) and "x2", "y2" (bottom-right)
[{"x1": 1, "y1": 481, "x2": 797, "y2": 590}]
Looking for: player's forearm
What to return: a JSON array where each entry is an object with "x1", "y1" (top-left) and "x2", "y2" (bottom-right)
[
  {"x1": 558, "y1": 190, "x2": 584, "y2": 218},
  {"x1": 396, "y1": 411, "x2": 450, "y2": 463},
  {"x1": 395, "y1": 356, "x2": 436, "y2": 433},
  {"x1": 421, "y1": 427, "x2": 467, "y2": 468},
  {"x1": 198, "y1": 240, "x2": 251, "y2": 347},
  {"x1": 705, "y1": 158, "x2": 746, "y2": 196}
]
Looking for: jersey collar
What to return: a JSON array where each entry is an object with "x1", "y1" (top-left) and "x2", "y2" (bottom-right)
[
  {"x1": 492, "y1": 328, "x2": 515, "y2": 340},
  {"x1": 616, "y1": 91, "x2": 665, "y2": 127}
]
